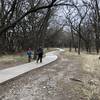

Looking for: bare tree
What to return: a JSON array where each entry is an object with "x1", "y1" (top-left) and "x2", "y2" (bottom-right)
[
  {"x1": 89, "y1": 0, "x2": 100, "y2": 54},
  {"x1": 63, "y1": 0, "x2": 89, "y2": 54}
]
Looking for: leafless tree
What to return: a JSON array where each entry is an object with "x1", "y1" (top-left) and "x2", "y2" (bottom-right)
[{"x1": 63, "y1": 0, "x2": 89, "y2": 54}]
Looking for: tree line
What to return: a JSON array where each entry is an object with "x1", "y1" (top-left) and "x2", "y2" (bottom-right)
[{"x1": 0, "y1": 0, "x2": 100, "y2": 56}]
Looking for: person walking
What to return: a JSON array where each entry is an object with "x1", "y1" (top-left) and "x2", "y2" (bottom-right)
[
  {"x1": 27, "y1": 48, "x2": 32, "y2": 62},
  {"x1": 36, "y1": 46, "x2": 43, "y2": 63}
]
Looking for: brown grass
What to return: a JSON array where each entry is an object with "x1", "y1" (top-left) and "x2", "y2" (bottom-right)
[
  {"x1": 63, "y1": 48, "x2": 100, "y2": 99},
  {"x1": 63, "y1": 48, "x2": 100, "y2": 73}
]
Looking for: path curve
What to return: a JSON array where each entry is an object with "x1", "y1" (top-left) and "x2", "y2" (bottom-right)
[{"x1": 0, "y1": 48, "x2": 64, "y2": 84}]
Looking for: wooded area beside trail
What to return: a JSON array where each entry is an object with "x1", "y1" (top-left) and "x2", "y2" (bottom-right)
[{"x1": 0, "y1": 0, "x2": 100, "y2": 57}]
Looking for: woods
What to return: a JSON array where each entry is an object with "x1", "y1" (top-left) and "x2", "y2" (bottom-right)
[{"x1": 0, "y1": 0, "x2": 100, "y2": 55}]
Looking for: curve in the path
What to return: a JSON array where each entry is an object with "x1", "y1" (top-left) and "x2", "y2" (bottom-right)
[{"x1": 0, "y1": 48, "x2": 64, "y2": 84}]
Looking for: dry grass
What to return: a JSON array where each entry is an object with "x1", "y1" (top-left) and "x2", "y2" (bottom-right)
[
  {"x1": 81, "y1": 54, "x2": 100, "y2": 73},
  {"x1": 63, "y1": 48, "x2": 100, "y2": 73},
  {"x1": 44, "y1": 48, "x2": 58, "y2": 53},
  {"x1": 0, "y1": 55, "x2": 27, "y2": 63},
  {"x1": 63, "y1": 49, "x2": 100, "y2": 99},
  {"x1": 0, "y1": 54, "x2": 28, "y2": 70}
]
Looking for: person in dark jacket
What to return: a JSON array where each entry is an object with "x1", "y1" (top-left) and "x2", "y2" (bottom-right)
[
  {"x1": 27, "y1": 48, "x2": 32, "y2": 62},
  {"x1": 36, "y1": 46, "x2": 43, "y2": 63}
]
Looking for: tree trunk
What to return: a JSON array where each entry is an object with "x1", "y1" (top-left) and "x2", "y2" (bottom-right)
[
  {"x1": 69, "y1": 39, "x2": 72, "y2": 52},
  {"x1": 95, "y1": 38, "x2": 99, "y2": 54},
  {"x1": 78, "y1": 34, "x2": 81, "y2": 55}
]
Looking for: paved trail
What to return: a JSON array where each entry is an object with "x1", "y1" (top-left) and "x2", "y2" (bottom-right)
[
  {"x1": 0, "y1": 51, "x2": 99, "y2": 100},
  {"x1": 0, "y1": 51, "x2": 57, "y2": 84}
]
